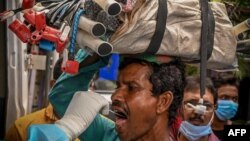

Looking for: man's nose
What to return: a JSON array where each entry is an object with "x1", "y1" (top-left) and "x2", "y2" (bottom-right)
[{"x1": 111, "y1": 89, "x2": 125, "y2": 102}]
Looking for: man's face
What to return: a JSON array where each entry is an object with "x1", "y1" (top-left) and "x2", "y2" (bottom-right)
[
  {"x1": 182, "y1": 89, "x2": 215, "y2": 126},
  {"x1": 217, "y1": 85, "x2": 238, "y2": 103},
  {"x1": 111, "y1": 63, "x2": 159, "y2": 141}
]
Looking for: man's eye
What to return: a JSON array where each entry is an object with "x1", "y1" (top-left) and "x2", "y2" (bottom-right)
[
  {"x1": 128, "y1": 84, "x2": 134, "y2": 91},
  {"x1": 204, "y1": 103, "x2": 213, "y2": 109},
  {"x1": 186, "y1": 101, "x2": 198, "y2": 106},
  {"x1": 221, "y1": 96, "x2": 227, "y2": 100},
  {"x1": 232, "y1": 97, "x2": 238, "y2": 102},
  {"x1": 127, "y1": 84, "x2": 137, "y2": 91}
]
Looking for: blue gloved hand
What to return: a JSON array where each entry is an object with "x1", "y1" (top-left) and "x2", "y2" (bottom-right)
[{"x1": 28, "y1": 124, "x2": 69, "y2": 141}]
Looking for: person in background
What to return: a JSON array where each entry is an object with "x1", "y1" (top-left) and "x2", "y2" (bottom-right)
[
  {"x1": 211, "y1": 72, "x2": 239, "y2": 140},
  {"x1": 4, "y1": 58, "x2": 78, "y2": 141},
  {"x1": 178, "y1": 76, "x2": 219, "y2": 141}
]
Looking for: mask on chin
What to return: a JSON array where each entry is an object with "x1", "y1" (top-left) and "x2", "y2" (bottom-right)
[
  {"x1": 179, "y1": 121, "x2": 212, "y2": 141},
  {"x1": 179, "y1": 114, "x2": 214, "y2": 141},
  {"x1": 215, "y1": 100, "x2": 238, "y2": 121}
]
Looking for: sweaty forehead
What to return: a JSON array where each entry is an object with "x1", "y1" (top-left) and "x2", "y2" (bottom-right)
[{"x1": 118, "y1": 63, "x2": 151, "y2": 81}]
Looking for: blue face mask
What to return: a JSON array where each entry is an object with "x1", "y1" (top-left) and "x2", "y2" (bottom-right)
[
  {"x1": 215, "y1": 100, "x2": 238, "y2": 121},
  {"x1": 179, "y1": 120, "x2": 212, "y2": 141}
]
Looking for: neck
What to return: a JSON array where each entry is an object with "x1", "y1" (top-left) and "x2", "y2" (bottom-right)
[
  {"x1": 137, "y1": 115, "x2": 170, "y2": 141},
  {"x1": 211, "y1": 115, "x2": 226, "y2": 131}
]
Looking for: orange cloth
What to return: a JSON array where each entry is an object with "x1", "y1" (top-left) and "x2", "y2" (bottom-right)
[{"x1": 5, "y1": 104, "x2": 58, "y2": 141}]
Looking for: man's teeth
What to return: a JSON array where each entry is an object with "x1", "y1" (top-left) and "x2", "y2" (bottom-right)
[
  {"x1": 114, "y1": 110, "x2": 127, "y2": 118},
  {"x1": 110, "y1": 110, "x2": 125, "y2": 117}
]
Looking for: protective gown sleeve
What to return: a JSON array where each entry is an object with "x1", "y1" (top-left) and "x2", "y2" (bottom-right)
[
  {"x1": 79, "y1": 114, "x2": 120, "y2": 141},
  {"x1": 27, "y1": 115, "x2": 120, "y2": 141},
  {"x1": 28, "y1": 124, "x2": 69, "y2": 141},
  {"x1": 27, "y1": 50, "x2": 119, "y2": 141},
  {"x1": 49, "y1": 49, "x2": 110, "y2": 117}
]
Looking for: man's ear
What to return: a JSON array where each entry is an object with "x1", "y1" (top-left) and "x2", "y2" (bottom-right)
[{"x1": 156, "y1": 91, "x2": 173, "y2": 114}]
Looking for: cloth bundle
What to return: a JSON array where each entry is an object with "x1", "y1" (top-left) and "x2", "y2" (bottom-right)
[{"x1": 110, "y1": 0, "x2": 237, "y2": 69}]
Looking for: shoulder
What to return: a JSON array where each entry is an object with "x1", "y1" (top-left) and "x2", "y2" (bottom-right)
[
  {"x1": 15, "y1": 108, "x2": 47, "y2": 126},
  {"x1": 5, "y1": 109, "x2": 49, "y2": 141}
]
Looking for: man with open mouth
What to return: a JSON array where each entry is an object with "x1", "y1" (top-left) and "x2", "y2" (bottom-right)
[
  {"x1": 27, "y1": 56, "x2": 186, "y2": 141},
  {"x1": 108, "y1": 57, "x2": 186, "y2": 141}
]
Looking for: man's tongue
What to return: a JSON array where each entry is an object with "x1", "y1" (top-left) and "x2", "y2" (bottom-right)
[{"x1": 115, "y1": 117, "x2": 127, "y2": 132}]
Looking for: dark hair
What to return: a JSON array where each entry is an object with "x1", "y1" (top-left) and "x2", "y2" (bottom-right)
[
  {"x1": 119, "y1": 57, "x2": 186, "y2": 126},
  {"x1": 53, "y1": 58, "x2": 63, "y2": 80},
  {"x1": 184, "y1": 76, "x2": 217, "y2": 104},
  {"x1": 210, "y1": 72, "x2": 239, "y2": 90}
]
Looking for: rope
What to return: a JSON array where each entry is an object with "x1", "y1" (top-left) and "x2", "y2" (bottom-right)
[{"x1": 69, "y1": 8, "x2": 85, "y2": 60}]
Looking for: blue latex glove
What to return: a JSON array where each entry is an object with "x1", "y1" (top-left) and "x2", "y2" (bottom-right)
[{"x1": 28, "y1": 124, "x2": 69, "y2": 141}]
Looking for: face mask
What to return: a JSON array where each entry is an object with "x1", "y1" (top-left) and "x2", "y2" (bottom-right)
[
  {"x1": 179, "y1": 114, "x2": 214, "y2": 141},
  {"x1": 179, "y1": 121, "x2": 212, "y2": 141},
  {"x1": 215, "y1": 100, "x2": 238, "y2": 121}
]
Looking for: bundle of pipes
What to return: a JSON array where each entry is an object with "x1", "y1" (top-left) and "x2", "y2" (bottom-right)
[
  {"x1": 0, "y1": 0, "x2": 135, "y2": 57},
  {"x1": 0, "y1": 0, "x2": 137, "y2": 74},
  {"x1": 33, "y1": 0, "x2": 123, "y2": 56}
]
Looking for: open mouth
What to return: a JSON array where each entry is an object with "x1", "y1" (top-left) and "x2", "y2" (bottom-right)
[
  {"x1": 112, "y1": 108, "x2": 128, "y2": 133},
  {"x1": 111, "y1": 104, "x2": 129, "y2": 132}
]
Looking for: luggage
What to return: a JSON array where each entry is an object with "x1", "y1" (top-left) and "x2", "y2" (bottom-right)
[{"x1": 110, "y1": 0, "x2": 237, "y2": 69}]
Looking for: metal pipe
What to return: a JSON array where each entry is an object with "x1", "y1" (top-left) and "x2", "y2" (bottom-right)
[
  {"x1": 77, "y1": 29, "x2": 113, "y2": 56},
  {"x1": 233, "y1": 18, "x2": 250, "y2": 36},
  {"x1": 93, "y1": 0, "x2": 122, "y2": 16},
  {"x1": 78, "y1": 16, "x2": 106, "y2": 37}
]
